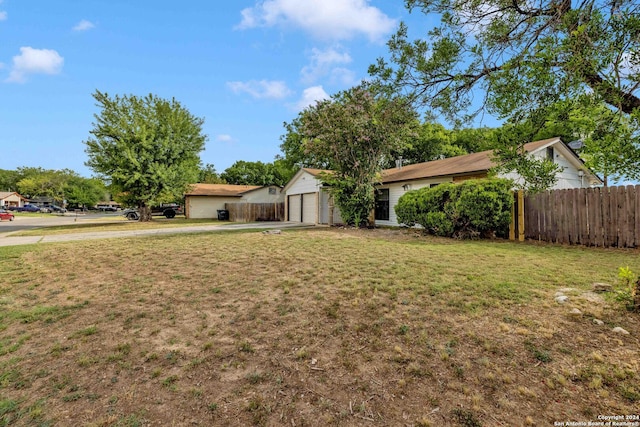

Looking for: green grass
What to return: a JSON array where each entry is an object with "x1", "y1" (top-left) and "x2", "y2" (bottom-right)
[{"x1": 0, "y1": 228, "x2": 638, "y2": 426}]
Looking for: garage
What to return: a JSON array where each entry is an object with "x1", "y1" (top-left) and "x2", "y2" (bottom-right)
[
  {"x1": 302, "y1": 193, "x2": 317, "y2": 224},
  {"x1": 288, "y1": 195, "x2": 302, "y2": 222}
]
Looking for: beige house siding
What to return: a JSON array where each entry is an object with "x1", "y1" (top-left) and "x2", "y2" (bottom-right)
[
  {"x1": 241, "y1": 186, "x2": 283, "y2": 203},
  {"x1": 186, "y1": 196, "x2": 240, "y2": 219},
  {"x1": 0, "y1": 192, "x2": 25, "y2": 208}
]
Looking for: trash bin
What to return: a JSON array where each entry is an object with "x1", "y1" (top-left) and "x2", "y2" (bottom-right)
[{"x1": 217, "y1": 209, "x2": 229, "y2": 221}]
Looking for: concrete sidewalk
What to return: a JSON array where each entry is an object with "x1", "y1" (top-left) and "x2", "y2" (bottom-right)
[{"x1": 0, "y1": 222, "x2": 309, "y2": 247}]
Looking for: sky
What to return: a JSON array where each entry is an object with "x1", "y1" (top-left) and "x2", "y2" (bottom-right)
[{"x1": 0, "y1": 0, "x2": 440, "y2": 177}]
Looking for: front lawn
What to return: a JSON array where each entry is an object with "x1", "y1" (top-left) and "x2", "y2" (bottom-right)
[
  {"x1": 0, "y1": 228, "x2": 638, "y2": 426},
  {"x1": 10, "y1": 217, "x2": 226, "y2": 236}
]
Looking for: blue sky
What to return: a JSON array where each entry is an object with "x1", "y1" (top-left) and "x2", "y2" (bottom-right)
[{"x1": 0, "y1": 0, "x2": 437, "y2": 177}]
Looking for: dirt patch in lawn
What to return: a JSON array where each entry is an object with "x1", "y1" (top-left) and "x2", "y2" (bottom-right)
[{"x1": 0, "y1": 228, "x2": 639, "y2": 426}]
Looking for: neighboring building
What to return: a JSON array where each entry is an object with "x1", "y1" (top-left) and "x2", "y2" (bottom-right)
[
  {"x1": 0, "y1": 192, "x2": 27, "y2": 208},
  {"x1": 30, "y1": 196, "x2": 56, "y2": 208},
  {"x1": 184, "y1": 184, "x2": 284, "y2": 219},
  {"x1": 283, "y1": 137, "x2": 602, "y2": 226}
]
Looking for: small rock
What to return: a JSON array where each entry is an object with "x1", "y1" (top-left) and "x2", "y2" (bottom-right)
[
  {"x1": 555, "y1": 295, "x2": 569, "y2": 304},
  {"x1": 311, "y1": 358, "x2": 317, "y2": 365},
  {"x1": 569, "y1": 308, "x2": 582, "y2": 316},
  {"x1": 593, "y1": 319, "x2": 604, "y2": 325},
  {"x1": 581, "y1": 291, "x2": 605, "y2": 304},
  {"x1": 262, "y1": 229, "x2": 282, "y2": 235},
  {"x1": 612, "y1": 327, "x2": 630, "y2": 335},
  {"x1": 554, "y1": 292, "x2": 565, "y2": 297},
  {"x1": 592, "y1": 283, "x2": 613, "y2": 293},
  {"x1": 559, "y1": 287, "x2": 576, "y2": 293}
]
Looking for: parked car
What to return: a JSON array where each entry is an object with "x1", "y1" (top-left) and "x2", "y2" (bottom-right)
[
  {"x1": 47, "y1": 204, "x2": 67, "y2": 213},
  {"x1": 96, "y1": 204, "x2": 119, "y2": 212},
  {"x1": 8, "y1": 204, "x2": 42, "y2": 212},
  {"x1": 0, "y1": 209, "x2": 15, "y2": 221}
]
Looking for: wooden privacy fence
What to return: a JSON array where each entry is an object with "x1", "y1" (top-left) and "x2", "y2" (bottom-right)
[
  {"x1": 225, "y1": 202, "x2": 284, "y2": 222},
  {"x1": 521, "y1": 185, "x2": 640, "y2": 248}
]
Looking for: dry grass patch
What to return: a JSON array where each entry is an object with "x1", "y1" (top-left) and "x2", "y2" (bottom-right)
[
  {"x1": 11, "y1": 216, "x2": 225, "y2": 236},
  {"x1": 0, "y1": 228, "x2": 638, "y2": 426}
]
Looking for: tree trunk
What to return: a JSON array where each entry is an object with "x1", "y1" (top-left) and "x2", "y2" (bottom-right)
[{"x1": 139, "y1": 205, "x2": 152, "y2": 222}]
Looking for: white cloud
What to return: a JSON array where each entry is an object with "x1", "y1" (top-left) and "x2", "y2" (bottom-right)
[
  {"x1": 216, "y1": 134, "x2": 233, "y2": 142},
  {"x1": 73, "y1": 19, "x2": 95, "y2": 31},
  {"x1": 227, "y1": 79, "x2": 292, "y2": 99},
  {"x1": 237, "y1": 0, "x2": 396, "y2": 42},
  {"x1": 5, "y1": 47, "x2": 64, "y2": 83},
  {"x1": 301, "y1": 46, "x2": 353, "y2": 84},
  {"x1": 0, "y1": 11, "x2": 7, "y2": 21},
  {"x1": 295, "y1": 85, "x2": 330, "y2": 110}
]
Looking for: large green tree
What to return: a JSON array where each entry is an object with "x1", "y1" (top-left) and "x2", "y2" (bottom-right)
[
  {"x1": 0, "y1": 169, "x2": 20, "y2": 192},
  {"x1": 371, "y1": 0, "x2": 640, "y2": 186},
  {"x1": 198, "y1": 163, "x2": 226, "y2": 184},
  {"x1": 85, "y1": 91, "x2": 207, "y2": 221},
  {"x1": 221, "y1": 160, "x2": 294, "y2": 187},
  {"x1": 64, "y1": 177, "x2": 107, "y2": 209},
  {"x1": 298, "y1": 84, "x2": 417, "y2": 226},
  {"x1": 371, "y1": 0, "x2": 640, "y2": 121}
]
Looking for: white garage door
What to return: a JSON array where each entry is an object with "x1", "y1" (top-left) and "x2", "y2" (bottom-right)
[
  {"x1": 288, "y1": 195, "x2": 302, "y2": 222},
  {"x1": 302, "y1": 193, "x2": 317, "y2": 224}
]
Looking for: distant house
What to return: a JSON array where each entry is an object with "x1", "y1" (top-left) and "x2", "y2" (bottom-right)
[
  {"x1": 30, "y1": 196, "x2": 55, "y2": 208},
  {"x1": 283, "y1": 137, "x2": 602, "y2": 226},
  {"x1": 184, "y1": 184, "x2": 284, "y2": 219},
  {"x1": 0, "y1": 192, "x2": 27, "y2": 209}
]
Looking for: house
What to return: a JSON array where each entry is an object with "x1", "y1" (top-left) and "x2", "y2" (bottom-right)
[
  {"x1": 283, "y1": 137, "x2": 602, "y2": 226},
  {"x1": 184, "y1": 184, "x2": 284, "y2": 219},
  {"x1": 282, "y1": 168, "x2": 343, "y2": 225},
  {"x1": 0, "y1": 192, "x2": 27, "y2": 209}
]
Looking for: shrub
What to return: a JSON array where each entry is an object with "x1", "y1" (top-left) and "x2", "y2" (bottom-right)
[{"x1": 395, "y1": 178, "x2": 513, "y2": 239}]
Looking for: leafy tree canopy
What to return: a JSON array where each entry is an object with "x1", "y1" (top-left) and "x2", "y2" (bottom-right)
[
  {"x1": 297, "y1": 83, "x2": 418, "y2": 226},
  {"x1": 198, "y1": 163, "x2": 226, "y2": 184},
  {"x1": 85, "y1": 90, "x2": 207, "y2": 221},
  {"x1": 371, "y1": 0, "x2": 640, "y2": 188},
  {"x1": 221, "y1": 159, "x2": 294, "y2": 187},
  {"x1": 64, "y1": 177, "x2": 108, "y2": 209},
  {"x1": 371, "y1": 0, "x2": 640, "y2": 122}
]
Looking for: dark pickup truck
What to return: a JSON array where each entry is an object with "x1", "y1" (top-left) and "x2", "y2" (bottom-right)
[{"x1": 123, "y1": 204, "x2": 183, "y2": 220}]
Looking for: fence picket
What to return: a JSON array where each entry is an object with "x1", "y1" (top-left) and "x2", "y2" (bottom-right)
[
  {"x1": 523, "y1": 186, "x2": 638, "y2": 249},
  {"x1": 225, "y1": 202, "x2": 285, "y2": 222}
]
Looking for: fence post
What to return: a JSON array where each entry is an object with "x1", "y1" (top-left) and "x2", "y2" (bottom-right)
[
  {"x1": 509, "y1": 191, "x2": 516, "y2": 241},
  {"x1": 518, "y1": 190, "x2": 525, "y2": 242}
]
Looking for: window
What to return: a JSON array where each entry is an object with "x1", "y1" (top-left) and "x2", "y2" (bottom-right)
[
  {"x1": 268, "y1": 187, "x2": 277, "y2": 195},
  {"x1": 375, "y1": 189, "x2": 390, "y2": 221},
  {"x1": 546, "y1": 147, "x2": 554, "y2": 162}
]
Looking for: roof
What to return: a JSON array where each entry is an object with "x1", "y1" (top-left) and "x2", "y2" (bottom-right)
[
  {"x1": 185, "y1": 183, "x2": 263, "y2": 197},
  {"x1": 0, "y1": 191, "x2": 26, "y2": 200},
  {"x1": 302, "y1": 168, "x2": 331, "y2": 177},
  {"x1": 381, "y1": 137, "x2": 562, "y2": 184}
]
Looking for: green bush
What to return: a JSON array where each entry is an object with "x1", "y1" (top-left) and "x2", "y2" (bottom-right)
[{"x1": 395, "y1": 178, "x2": 513, "y2": 239}]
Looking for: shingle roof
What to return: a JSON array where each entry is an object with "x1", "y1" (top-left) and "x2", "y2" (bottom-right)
[
  {"x1": 0, "y1": 191, "x2": 25, "y2": 200},
  {"x1": 381, "y1": 137, "x2": 560, "y2": 184},
  {"x1": 185, "y1": 184, "x2": 263, "y2": 197},
  {"x1": 302, "y1": 168, "x2": 331, "y2": 177}
]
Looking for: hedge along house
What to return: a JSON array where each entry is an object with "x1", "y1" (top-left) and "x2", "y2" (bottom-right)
[
  {"x1": 284, "y1": 137, "x2": 602, "y2": 227},
  {"x1": 0, "y1": 192, "x2": 27, "y2": 208},
  {"x1": 184, "y1": 184, "x2": 283, "y2": 219}
]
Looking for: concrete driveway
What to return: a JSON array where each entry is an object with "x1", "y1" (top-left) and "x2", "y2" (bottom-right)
[{"x1": 0, "y1": 216, "x2": 308, "y2": 247}]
